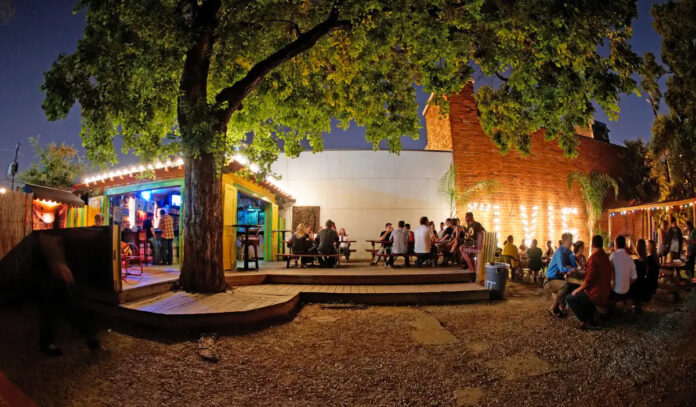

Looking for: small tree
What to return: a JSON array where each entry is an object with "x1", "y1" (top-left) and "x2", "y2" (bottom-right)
[
  {"x1": 438, "y1": 164, "x2": 497, "y2": 218},
  {"x1": 567, "y1": 171, "x2": 619, "y2": 237},
  {"x1": 19, "y1": 137, "x2": 86, "y2": 189}
]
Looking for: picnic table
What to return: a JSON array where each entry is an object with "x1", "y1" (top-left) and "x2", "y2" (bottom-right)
[
  {"x1": 280, "y1": 239, "x2": 355, "y2": 266},
  {"x1": 659, "y1": 261, "x2": 692, "y2": 299},
  {"x1": 272, "y1": 229, "x2": 293, "y2": 255},
  {"x1": 365, "y1": 239, "x2": 391, "y2": 264}
]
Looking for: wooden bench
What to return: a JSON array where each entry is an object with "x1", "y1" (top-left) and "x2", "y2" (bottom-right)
[
  {"x1": 278, "y1": 253, "x2": 342, "y2": 268},
  {"x1": 366, "y1": 251, "x2": 445, "y2": 266}
]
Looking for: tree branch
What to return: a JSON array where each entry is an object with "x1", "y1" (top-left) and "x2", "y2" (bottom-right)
[
  {"x1": 261, "y1": 19, "x2": 302, "y2": 37},
  {"x1": 214, "y1": 7, "x2": 349, "y2": 125},
  {"x1": 179, "y1": 0, "x2": 221, "y2": 104},
  {"x1": 494, "y1": 72, "x2": 509, "y2": 82}
]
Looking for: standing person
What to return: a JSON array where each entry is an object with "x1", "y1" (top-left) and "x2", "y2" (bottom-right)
[
  {"x1": 34, "y1": 233, "x2": 100, "y2": 356},
  {"x1": 414, "y1": 216, "x2": 436, "y2": 267},
  {"x1": 544, "y1": 233, "x2": 577, "y2": 317},
  {"x1": 372, "y1": 223, "x2": 393, "y2": 265},
  {"x1": 630, "y1": 239, "x2": 649, "y2": 313},
  {"x1": 609, "y1": 235, "x2": 637, "y2": 310},
  {"x1": 566, "y1": 235, "x2": 613, "y2": 330},
  {"x1": 527, "y1": 239, "x2": 544, "y2": 283},
  {"x1": 666, "y1": 217, "x2": 683, "y2": 261},
  {"x1": 646, "y1": 240, "x2": 660, "y2": 301},
  {"x1": 657, "y1": 219, "x2": 669, "y2": 263},
  {"x1": 316, "y1": 219, "x2": 340, "y2": 268},
  {"x1": 387, "y1": 221, "x2": 410, "y2": 268},
  {"x1": 684, "y1": 221, "x2": 696, "y2": 279},
  {"x1": 143, "y1": 212, "x2": 160, "y2": 265},
  {"x1": 159, "y1": 209, "x2": 175, "y2": 265},
  {"x1": 338, "y1": 227, "x2": 351, "y2": 261},
  {"x1": 93, "y1": 213, "x2": 104, "y2": 226}
]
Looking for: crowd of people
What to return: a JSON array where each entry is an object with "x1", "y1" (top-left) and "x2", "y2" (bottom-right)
[
  {"x1": 371, "y1": 213, "x2": 485, "y2": 268},
  {"x1": 525, "y1": 216, "x2": 695, "y2": 330}
]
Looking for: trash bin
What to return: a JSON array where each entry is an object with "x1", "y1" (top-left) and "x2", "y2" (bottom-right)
[{"x1": 485, "y1": 262, "x2": 510, "y2": 300}]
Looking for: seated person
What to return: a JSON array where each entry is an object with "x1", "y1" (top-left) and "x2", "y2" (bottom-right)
[
  {"x1": 610, "y1": 235, "x2": 637, "y2": 310},
  {"x1": 93, "y1": 213, "x2": 104, "y2": 226},
  {"x1": 526, "y1": 239, "x2": 544, "y2": 282},
  {"x1": 316, "y1": 220, "x2": 340, "y2": 268},
  {"x1": 338, "y1": 227, "x2": 351, "y2": 261},
  {"x1": 566, "y1": 235, "x2": 612, "y2": 329},
  {"x1": 387, "y1": 221, "x2": 410, "y2": 268},
  {"x1": 501, "y1": 235, "x2": 520, "y2": 272},
  {"x1": 544, "y1": 233, "x2": 577, "y2": 317},
  {"x1": 414, "y1": 216, "x2": 436, "y2": 267},
  {"x1": 288, "y1": 223, "x2": 312, "y2": 267},
  {"x1": 372, "y1": 223, "x2": 393, "y2": 265}
]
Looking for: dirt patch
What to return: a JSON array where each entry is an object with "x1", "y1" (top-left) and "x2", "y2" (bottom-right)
[
  {"x1": 487, "y1": 352, "x2": 558, "y2": 381},
  {"x1": 409, "y1": 312, "x2": 459, "y2": 345},
  {"x1": 310, "y1": 316, "x2": 338, "y2": 323},
  {"x1": 454, "y1": 387, "x2": 484, "y2": 407},
  {"x1": 466, "y1": 341, "x2": 488, "y2": 354}
]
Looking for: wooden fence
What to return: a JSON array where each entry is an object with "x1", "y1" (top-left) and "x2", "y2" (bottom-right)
[{"x1": 0, "y1": 191, "x2": 32, "y2": 261}]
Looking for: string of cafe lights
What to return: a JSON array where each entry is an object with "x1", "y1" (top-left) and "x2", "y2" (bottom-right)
[{"x1": 80, "y1": 154, "x2": 292, "y2": 198}]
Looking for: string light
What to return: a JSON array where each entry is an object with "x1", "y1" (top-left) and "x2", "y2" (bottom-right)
[{"x1": 83, "y1": 156, "x2": 185, "y2": 185}]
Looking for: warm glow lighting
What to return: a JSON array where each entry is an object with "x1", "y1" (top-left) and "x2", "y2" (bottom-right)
[
  {"x1": 0, "y1": 187, "x2": 7, "y2": 194},
  {"x1": 36, "y1": 199, "x2": 60, "y2": 208},
  {"x1": 128, "y1": 196, "x2": 135, "y2": 229}
]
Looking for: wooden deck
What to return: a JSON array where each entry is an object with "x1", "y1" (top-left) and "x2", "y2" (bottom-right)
[
  {"x1": 226, "y1": 265, "x2": 476, "y2": 286},
  {"x1": 94, "y1": 261, "x2": 490, "y2": 330}
]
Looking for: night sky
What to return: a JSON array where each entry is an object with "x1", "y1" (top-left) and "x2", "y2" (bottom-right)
[{"x1": 0, "y1": 0, "x2": 665, "y2": 187}]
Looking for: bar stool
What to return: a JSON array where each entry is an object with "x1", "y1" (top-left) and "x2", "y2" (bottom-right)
[{"x1": 241, "y1": 227, "x2": 261, "y2": 270}]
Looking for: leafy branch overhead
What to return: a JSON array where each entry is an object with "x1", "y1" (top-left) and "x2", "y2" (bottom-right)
[{"x1": 42, "y1": 0, "x2": 642, "y2": 172}]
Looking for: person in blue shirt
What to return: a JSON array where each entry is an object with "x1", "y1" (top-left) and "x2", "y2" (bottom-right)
[{"x1": 544, "y1": 232, "x2": 577, "y2": 317}]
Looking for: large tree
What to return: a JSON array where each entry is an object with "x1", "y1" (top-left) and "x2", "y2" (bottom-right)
[
  {"x1": 42, "y1": 0, "x2": 640, "y2": 292},
  {"x1": 641, "y1": 0, "x2": 696, "y2": 199}
]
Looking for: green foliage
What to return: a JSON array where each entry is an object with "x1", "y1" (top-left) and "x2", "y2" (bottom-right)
[
  {"x1": 642, "y1": 0, "x2": 696, "y2": 199},
  {"x1": 567, "y1": 171, "x2": 619, "y2": 235},
  {"x1": 439, "y1": 164, "x2": 497, "y2": 217},
  {"x1": 41, "y1": 0, "x2": 642, "y2": 172},
  {"x1": 18, "y1": 137, "x2": 87, "y2": 189},
  {"x1": 617, "y1": 139, "x2": 660, "y2": 203}
]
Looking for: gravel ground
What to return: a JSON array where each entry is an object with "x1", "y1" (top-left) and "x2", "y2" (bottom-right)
[{"x1": 1, "y1": 282, "x2": 695, "y2": 407}]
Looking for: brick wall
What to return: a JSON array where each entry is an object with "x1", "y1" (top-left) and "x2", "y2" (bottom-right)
[
  {"x1": 426, "y1": 82, "x2": 625, "y2": 247},
  {"x1": 424, "y1": 97, "x2": 453, "y2": 151}
]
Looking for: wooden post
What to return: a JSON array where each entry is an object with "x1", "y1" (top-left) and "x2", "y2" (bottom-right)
[
  {"x1": 608, "y1": 213, "x2": 612, "y2": 243},
  {"x1": 647, "y1": 209, "x2": 653, "y2": 241}
]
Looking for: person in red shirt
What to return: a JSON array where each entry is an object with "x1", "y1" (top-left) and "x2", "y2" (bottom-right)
[{"x1": 566, "y1": 235, "x2": 613, "y2": 329}]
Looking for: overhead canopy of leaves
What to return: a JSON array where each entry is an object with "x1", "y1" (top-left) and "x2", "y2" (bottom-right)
[
  {"x1": 641, "y1": 0, "x2": 696, "y2": 199},
  {"x1": 42, "y1": 0, "x2": 641, "y2": 172},
  {"x1": 18, "y1": 137, "x2": 86, "y2": 189}
]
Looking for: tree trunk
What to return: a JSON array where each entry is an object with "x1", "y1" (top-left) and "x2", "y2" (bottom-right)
[{"x1": 179, "y1": 152, "x2": 226, "y2": 293}]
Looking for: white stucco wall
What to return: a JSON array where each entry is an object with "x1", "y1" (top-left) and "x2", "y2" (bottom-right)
[{"x1": 271, "y1": 150, "x2": 453, "y2": 259}]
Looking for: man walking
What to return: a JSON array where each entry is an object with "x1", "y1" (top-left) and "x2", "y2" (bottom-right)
[{"x1": 159, "y1": 209, "x2": 175, "y2": 265}]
